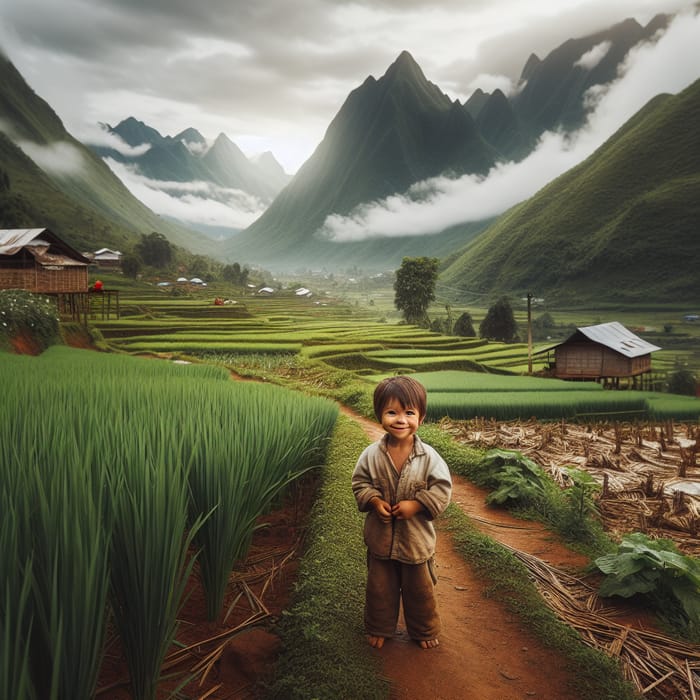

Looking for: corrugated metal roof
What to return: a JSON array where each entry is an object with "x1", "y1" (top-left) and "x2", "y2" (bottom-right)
[
  {"x1": 0, "y1": 228, "x2": 90, "y2": 264},
  {"x1": 0, "y1": 228, "x2": 48, "y2": 255},
  {"x1": 94, "y1": 248, "x2": 122, "y2": 256},
  {"x1": 534, "y1": 322, "x2": 661, "y2": 358},
  {"x1": 575, "y1": 322, "x2": 660, "y2": 358}
]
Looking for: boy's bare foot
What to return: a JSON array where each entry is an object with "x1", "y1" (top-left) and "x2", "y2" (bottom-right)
[
  {"x1": 419, "y1": 638, "x2": 439, "y2": 649},
  {"x1": 367, "y1": 635, "x2": 385, "y2": 648}
]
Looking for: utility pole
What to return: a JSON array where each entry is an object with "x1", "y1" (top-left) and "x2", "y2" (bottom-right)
[{"x1": 527, "y1": 292, "x2": 533, "y2": 375}]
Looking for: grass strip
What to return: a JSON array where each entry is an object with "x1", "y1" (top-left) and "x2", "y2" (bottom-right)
[
  {"x1": 443, "y1": 504, "x2": 640, "y2": 700},
  {"x1": 262, "y1": 416, "x2": 388, "y2": 699}
]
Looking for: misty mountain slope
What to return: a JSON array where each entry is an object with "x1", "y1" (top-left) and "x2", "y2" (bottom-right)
[
  {"x1": 471, "y1": 15, "x2": 670, "y2": 160},
  {"x1": 0, "y1": 53, "x2": 67, "y2": 144},
  {"x1": 440, "y1": 78, "x2": 700, "y2": 304},
  {"x1": 0, "y1": 131, "x2": 131, "y2": 252},
  {"x1": 224, "y1": 50, "x2": 498, "y2": 269},
  {"x1": 135, "y1": 138, "x2": 214, "y2": 183},
  {"x1": 202, "y1": 133, "x2": 281, "y2": 200},
  {"x1": 0, "y1": 53, "x2": 218, "y2": 255},
  {"x1": 474, "y1": 89, "x2": 529, "y2": 160},
  {"x1": 94, "y1": 117, "x2": 289, "y2": 203}
]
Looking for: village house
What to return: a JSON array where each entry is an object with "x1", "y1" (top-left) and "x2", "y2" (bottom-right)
[
  {"x1": 91, "y1": 247, "x2": 123, "y2": 269},
  {"x1": 0, "y1": 228, "x2": 89, "y2": 293},
  {"x1": 538, "y1": 321, "x2": 661, "y2": 388}
]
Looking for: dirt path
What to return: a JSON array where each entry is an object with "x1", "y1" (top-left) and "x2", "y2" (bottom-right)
[{"x1": 342, "y1": 407, "x2": 591, "y2": 700}]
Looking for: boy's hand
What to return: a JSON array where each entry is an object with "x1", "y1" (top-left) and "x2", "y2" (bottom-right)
[
  {"x1": 391, "y1": 500, "x2": 424, "y2": 520},
  {"x1": 370, "y1": 496, "x2": 394, "y2": 523}
]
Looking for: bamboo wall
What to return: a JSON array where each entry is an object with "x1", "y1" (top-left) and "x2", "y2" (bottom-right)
[{"x1": 0, "y1": 264, "x2": 88, "y2": 293}]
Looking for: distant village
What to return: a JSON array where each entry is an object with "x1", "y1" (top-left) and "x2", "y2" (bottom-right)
[{"x1": 4, "y1": 226, "x2": 699, "y2": 393}]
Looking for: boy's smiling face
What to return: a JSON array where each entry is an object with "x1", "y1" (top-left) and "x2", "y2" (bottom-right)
[{"x1": 380, "y1": 398, "x2": 423, "y2": 445}]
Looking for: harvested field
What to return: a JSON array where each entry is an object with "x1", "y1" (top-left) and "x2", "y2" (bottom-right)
[{"x1": 440, "y1": 417, "x2": 700, "y2": 556}]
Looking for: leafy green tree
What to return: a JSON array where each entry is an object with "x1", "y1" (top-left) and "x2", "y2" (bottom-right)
[
  {"x1": 136, "y1": 232, "x2": 172, "y2": 268},
  {"x1": 121, "y1": 253, "x2": 142, "y2": 279},
  {"x1": 188, "y1": 256, "x2": 210, "y2": 279},
  {"x1": 222, "y1": 262, "x2": 249, "y2": 287},
  {"x1": 453, "y1": 311, "x2": 476, "y2": 337},
  {"x1": 480, "y1": 296, "x2": 519, "y2": 342},
  {"x1": 394, "y1": 257, "x2": 439, "y2": 325}
]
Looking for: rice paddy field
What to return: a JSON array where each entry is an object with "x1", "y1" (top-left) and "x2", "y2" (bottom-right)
[
  {"x1": 83, "y1": 284, "x2": 700, "y2": 422},
  {"x1": 2, "y1": 280, "x2": 699, "y2": 698},
  {"x1": 0, "y1": 346, "x2": 338, "y2": 699}
]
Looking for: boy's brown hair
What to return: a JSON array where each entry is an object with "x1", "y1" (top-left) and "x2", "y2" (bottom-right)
[{"x1": 373, "y1": 376, "x2": 427, "y2": 422}]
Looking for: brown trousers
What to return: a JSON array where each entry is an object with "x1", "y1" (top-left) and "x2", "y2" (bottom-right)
[{"x1": 365, "y1": 554, "x2": 440, "y2": 641}]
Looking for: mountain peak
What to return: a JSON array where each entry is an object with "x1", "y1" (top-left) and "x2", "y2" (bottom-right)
[
  {"x1": 175, "y1": 127, "x2": 206, "y2": 145},
  {"x1": 253, "y1": 151, "x2": 288, "y2": 178},
  {"x1": 520, "y1": 53, "x2": 541, "y2": 82},
  {"x1": 385, "y1": 50, "x2": 426, "y2": 83},
  {"x1": 112, "y1": 117, "x2": 164, "y2": 147}
]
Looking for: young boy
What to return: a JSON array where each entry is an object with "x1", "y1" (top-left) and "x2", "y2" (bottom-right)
[{"x1": 351, "y1": 376, "x2": 452, "y2": 649}]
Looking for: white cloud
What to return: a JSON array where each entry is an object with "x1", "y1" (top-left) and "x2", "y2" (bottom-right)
[
  {"x1": 320, "y1": 10, "x2": 700, "y2": 242},
  {"x1": 81, "y1": 123, "x2": 152, "y2": 156},
  {"x1": 574, "y1": 40, "x2": 612, "y2": 70},
  {"x1": 104, "y1": 158, "x2": 266, "y2": 229},
  {"x1": 17, "y1": 140, "x2": 85, "y2": 175},
  {"x1": 181, "y1": 139, "x2": 208, "y2": 156}
]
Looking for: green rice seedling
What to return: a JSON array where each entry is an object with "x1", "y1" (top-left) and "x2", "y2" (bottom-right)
[
  {"x1": 23, "y1": 447, "x2": 112, "y2": 700},
  {"x1": 120, "y1": 340, "x2": 303, "y2": 354},
  {"x1": 424, "y1": 390, "x2": 648, "y2": 421},
  {"x1": 301, "y1": 343, "x2": 385, "y2": 359},
  {"x1": 402, "y1": 371, "x2": 604, "y2": 393},
  {"x1": 645, "y1": 395, "x2": 700, "y2": 420},
  {"x1": 1, "y1": 347, "x2": 340, "y2": 693},
  {"x1": 185, "y1": 383, "x2": 339, "y2": 619},
  {"x1": 108, "y1": 437, "x2": 202, "y2": 700},
  {"x1": 0, "y1": 503, "x2": 36, "y2": 700},
  {"x1": 0, "y1": 373, "x2": 112, "y2": 699}
]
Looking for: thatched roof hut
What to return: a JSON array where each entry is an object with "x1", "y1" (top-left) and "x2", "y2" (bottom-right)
[{"x1": 0, "y1": 228, "x2": 90, "y2": 293}]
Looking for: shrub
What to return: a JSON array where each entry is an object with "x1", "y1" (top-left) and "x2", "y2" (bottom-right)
[
  {"x1": 666, "y1": 368, "x2": 697, "y2": 396},
  {"x1": 453, "y1": 311, "x2": 476, "y2": 337},
  {"x1": 0, "y1": 289, "x2": 60, "y2": 352},
  {"x1": 595, "y1": 533, "x2": 700, "y2": 635}
]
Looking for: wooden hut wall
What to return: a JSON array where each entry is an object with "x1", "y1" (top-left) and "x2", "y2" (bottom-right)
[
  {"x1": 0, "y1": 254, "x2": 35, "y2": 290},
  {"x1": 555, "y1": 342, "x2": 651, "y2": 379},
  {"x1": 0, "y1": 258, "x2": 88, "y2": 293},
  {"x1": 36, "y1": 266, "x2": 88, "y2": 293}
]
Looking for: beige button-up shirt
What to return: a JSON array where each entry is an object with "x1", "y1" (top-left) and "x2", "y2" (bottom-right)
[{"x1": 352, "y1": 434, "x2": 452, "y2": 564}]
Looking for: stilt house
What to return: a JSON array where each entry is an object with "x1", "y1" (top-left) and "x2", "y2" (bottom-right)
[
  {"x1": 0, "y1": 228, "x2": 90, "y2": 293},
  {"x1": 539, "y1": 321, "x2": 661, "y2": 387}
]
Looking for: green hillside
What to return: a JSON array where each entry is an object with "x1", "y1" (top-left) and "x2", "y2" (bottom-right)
[
  {"x1": 0, "y1": 53, "x2": 219, "y2": 257},
  {"x1": 440, "y1": 78, "x2": 700, "y2": 305}
]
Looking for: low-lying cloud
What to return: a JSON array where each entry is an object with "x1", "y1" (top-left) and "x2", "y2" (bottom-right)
[
  {"x1": 104, "y1": 158, "x2": 266, "y2": 230},
  {"x1": 83, "y1": 123, "x2": 152, "y2": 156},
  {"x1": 320, "y1": 10, "x2": 700, "y2": 243},
  {"x1": 17, "y1": 139, "x2": 85, "y2": 175},
  {"x1": 574, "y1": 40, "x2": 611, "y2": 69}
]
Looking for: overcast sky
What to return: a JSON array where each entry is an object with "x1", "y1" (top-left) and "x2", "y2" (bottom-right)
[
  {"x1": 1, "y1": 0, "x2": 694, "y2": 173},
  {"x1": 0, "y1": 0, "x2": 697, "y2": 234}
]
